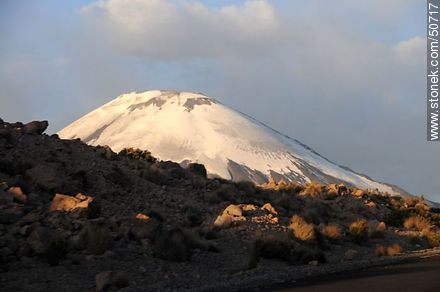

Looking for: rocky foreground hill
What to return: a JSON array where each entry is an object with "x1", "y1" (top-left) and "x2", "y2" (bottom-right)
[{"x1": 0, "y1": 119, "x2": 439, "y2": 291}]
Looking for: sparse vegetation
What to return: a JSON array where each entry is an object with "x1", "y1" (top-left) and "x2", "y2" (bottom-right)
[
  {"x1": 119, "y1": 147, "x2": 157, "y2": 162},
  {"x1": 422, "y1": 229, "x2": 440, "y2": 248},
  {"x1": 2, "y1": 118, "x2": 440, "y2": 291},
  {"x1": 403, "y1": 215, "x2": 431, "y2": 231},
  {"x1": 289, "y1": 215, "x2": 315, "y2": 241},
  {"x1": 320, "y1": 224, "x2": 342, "y2": 240},
  {"x1": 248, "y1": 235, "x2": 325, "y2": 268},
  {"x1": 374, "y1": 244, "x2": 402, "y2": 256},
  {"x1": 300, "y1": 182, "x2": 324, "y2": 197},
  {"x1": 386, "y1": 243, "x2": 403, "y2": 256},
  {"x1": 349, "y1": 219, "x2": 368, "y2": 243}
]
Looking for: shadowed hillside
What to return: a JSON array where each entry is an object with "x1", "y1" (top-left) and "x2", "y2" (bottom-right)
[{"x1": 0, "y1": 119, "x2": 439, "y2": 291}]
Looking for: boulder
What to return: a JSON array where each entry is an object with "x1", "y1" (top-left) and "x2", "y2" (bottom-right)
[
  {"x1": 50, "y1": 193, "x2": 94, "y2": 212},
  {"x1": 261, "y1": 203, "x2": 278, "y2": 215},
  {"x1": 7, "y1": 187, "x2": 27, "y2": 204},
  {"x1": 23, "y1": 121, "x2": 48, "y2": 135},
  {"x1": 213, "y1": 204, "x2": 245, "y2": 229}
]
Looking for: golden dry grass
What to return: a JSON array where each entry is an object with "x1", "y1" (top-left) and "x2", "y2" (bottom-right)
[
  {"x1": 320, "y1": 224, "x2": 342, "y2": 240},
  {"x1": 403, "y1": 215, "x2": 431, "y2": 231},
  {"x1": 386, "y1": 243, "x2": 403, "y2": 256},
  {"x1": 289, "y1": 215, "x2": 315, "y2": 241},
  {"x1": 300, "y1": 182, "x2": 324, "y2": 197}
]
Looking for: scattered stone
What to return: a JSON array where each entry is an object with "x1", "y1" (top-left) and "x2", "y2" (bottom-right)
[
  {"x1": 214, "y1": 204, "x2": 245, "y2": 229},
  {"x1": 241, "y1": 204, "x2": 257, "y2": 212},
  {"x1": 261, "y1": 203, "x2": 278, "y2": 215},
  {"x1": 7, "y1": 187, "x2": 27, "y2": 204},
  {"x1": 135, "y1": 213, "x2": 150, "y2": 221},
  {"x1": 50, "y1": 193, "x2": 94, "y2": 213}
]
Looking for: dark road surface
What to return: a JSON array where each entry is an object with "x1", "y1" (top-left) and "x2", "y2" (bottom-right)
[{"x1": 280, "y1": 256, "x2": 440, "y2": 292}]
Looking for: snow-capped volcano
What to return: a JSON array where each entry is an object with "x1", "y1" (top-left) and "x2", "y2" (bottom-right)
[{"x1": 58, "y1": 90, "x2": 404, "y2": 195}]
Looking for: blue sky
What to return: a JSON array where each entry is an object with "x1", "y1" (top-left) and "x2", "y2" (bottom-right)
[{"x1": 1, "y1": 0, "x2": 437, "y2": 201}]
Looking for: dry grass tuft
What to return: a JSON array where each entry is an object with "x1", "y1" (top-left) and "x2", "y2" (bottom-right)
[
  {"x1": 320, "y1": 224, "x2": 342, "y2": 240},
  {"x1": 369, "y1": 221, "x2": 386, "y2": 238},
  {"x1": 300, "y1": 182, "x2": 324, "y2": 197},
  {"x1": 403, "y1": 215, "x2": 431, "y2": 231},
  {"x1": 375, "y1": 244, "x2": 403, "y2": 257},
  {"x1": 289, "y1": 215, "x2": 315, "y2": 241},
  {"x1": 349, "y1": 219, "x2": 368, "y2": 243},
  {"x1": 386, "y1": 243, "x2": 403, "y2": 256},
  {"x1": 422, "y1": 229, "x2": 440, "y2": 248}
]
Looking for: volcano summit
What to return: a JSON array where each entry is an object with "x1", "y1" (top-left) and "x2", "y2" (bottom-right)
[{"x1": 59, "y1": 90, "x2": 403, "y2": 195}]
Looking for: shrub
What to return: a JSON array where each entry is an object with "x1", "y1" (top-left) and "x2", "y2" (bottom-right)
[
  {"x1": 375, "y1": 244, "x2": 402, "y2": 257},
  {"x1": 386, "y1": 243, "x2": 403, "y2": 256},
  {"x1": 248, "y1": 235, "x2": 325, "y2": 268},
  {"x1": 384, "y1": 208, "x2": 411, "y2": 227},
  {"x1": 235, "y1": 180, "x2": 256, "y2": 196},
  {"x1": 422, "y1": 229, "x2": 440, "y2": 247},
  {"x1": 403, "y1": 215, "x2": 431, "y2": 231},
  {"x1": 375, "y1": 245, "x2": 387, "y2": 257},
  {"x1": 289, "y1": 215, "x2": 315, "y2": 241},
  {"x1": 403, "y1": 196, "x2": 421, "y2": 208},
  {"x1": 272, "y1": 192, "x2": 296, "y2": 212},
  {"x1": 119, "y1": 147, "x2": 157, "y2": 162},
  {"x1": 300, "y1": 182, "x2": 324, "y2": 197},
  {"x1": 278, "y1": 181, "x2": 304, "y2": 193},
  {"x1": 369, "y1": 221, "x2": 386, "y2": 238},
  {"x1": 320, "y1": 224, "x2": 342, "y2": 240},
  {"x1": 349, "y1": 219, "x2": 368, "y2": 244}
]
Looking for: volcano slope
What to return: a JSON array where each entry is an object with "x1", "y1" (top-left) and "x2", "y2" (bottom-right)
[
  {"x1": 58, "y1": 90, "x2": 406, "y2": 196},
  {"x1": 0, "y1": 119, "x2": 439, "y2": 291}
]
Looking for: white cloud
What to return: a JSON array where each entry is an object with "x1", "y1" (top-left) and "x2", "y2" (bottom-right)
[
  {"x1": 81, "y1": 0, "x2": 280, "y2": 60},
  {"x1": 80, "y1": 0, "x2": 423, "y2": 100}
]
